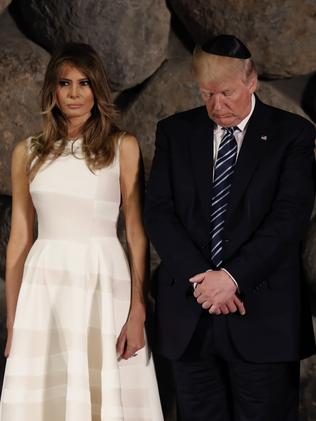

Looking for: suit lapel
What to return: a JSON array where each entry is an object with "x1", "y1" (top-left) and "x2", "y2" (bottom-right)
[
  {"x1": 189, "y1": 107, "x2": 214, "y2": 226},
  {"x1": 225, "y1": 98, "x2": 272, "y2": 223},
  {"x1": 188, "y1": 100, "x2": 272, "y2": 239}
]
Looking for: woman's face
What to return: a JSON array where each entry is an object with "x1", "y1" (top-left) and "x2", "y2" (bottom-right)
[{"x1": 56, "y1": 63, "x2": 95, "y2": 127}]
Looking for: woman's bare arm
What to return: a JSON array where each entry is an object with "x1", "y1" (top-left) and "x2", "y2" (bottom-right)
[
  {"x1": 116, "y1": 134, "x2": 148, "y2": 359},
  {"x1": 5, "y1": 140, "x2": 35, "y2": 355}
]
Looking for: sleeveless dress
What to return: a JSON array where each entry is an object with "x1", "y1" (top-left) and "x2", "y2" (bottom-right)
[{"x1": 0, "y1": 137, "x2": 163, "y2": 421}]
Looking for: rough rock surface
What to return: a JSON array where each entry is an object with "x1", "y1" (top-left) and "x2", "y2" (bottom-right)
[
  {"x1": 13, "y1": 0, "x2": 171, "y2": 91},
  {"x1": 120, "y1": 54, "x2": 203, "y2": 177},
  {"x1": 166, "y1": 27, "x2": 191, "y2": 60},
  {"x1": 169, "y1": 0, "x2": 316, "y2": 78},
  {"x1": 303, "y1": 216, "x2": 316, "y2": 296},
  {"x1": 257, "y1": 76, "x2": 312, "y2": 121},
  {"x1": 0, "y1": 12, "x2": 49, "y2": 194}
]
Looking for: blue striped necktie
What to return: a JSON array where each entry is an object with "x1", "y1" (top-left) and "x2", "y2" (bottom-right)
[{"x1": 210, "y1": 126, "x2": 238, "y2": 267}]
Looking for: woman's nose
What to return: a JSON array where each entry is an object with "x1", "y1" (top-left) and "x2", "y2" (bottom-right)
[{"x1": 69, "y1": 84, "x2": 79, "y2": 98}]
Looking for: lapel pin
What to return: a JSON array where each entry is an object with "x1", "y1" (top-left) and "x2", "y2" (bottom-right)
[{"x1": 260, "y1": 135, "x2": 268, "y2": 141}]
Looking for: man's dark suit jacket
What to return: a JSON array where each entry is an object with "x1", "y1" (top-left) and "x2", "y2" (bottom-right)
[{"x1": 144, "y1": 97, "x2": 316, "y2": 362}]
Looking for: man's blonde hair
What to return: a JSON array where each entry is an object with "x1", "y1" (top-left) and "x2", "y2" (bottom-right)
[{"x1": 192, "y1": 45, "x2": 257, "y2": 84}]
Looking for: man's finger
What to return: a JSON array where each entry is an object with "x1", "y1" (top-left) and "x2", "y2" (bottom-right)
[
  {"x1": 233, "y1": 296, "x2": 246, "y2": 315},
  {"x1": 219, "y1": 304, "x2": 229, "y2": 315},
  {"x1": 201, "y1": 301, "x2": 212, "y2": 310},
  {"x1": 193, "y1": 286, "x2": 202, "y2": 298},
  {"x1": 196, "y1": 294, "x2": 207, "y2": 304},
  {"x1": 226, "y1": 300, "x2": 238, "y2": 313},
  {"x1": 189, "y1": 273, "x2": 205, "y2": 283},
  {"x1": 209, "y1": 304, "x2": 221, "y2": 315}
]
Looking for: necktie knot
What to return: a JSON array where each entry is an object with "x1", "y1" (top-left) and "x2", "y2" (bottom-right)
[{"x1": 222, "y1": 126, "x2": 239, "y2": 136}]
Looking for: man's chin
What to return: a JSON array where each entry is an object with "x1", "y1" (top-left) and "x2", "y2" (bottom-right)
[{"x1": 209, "y1": 114, "x2": 236, "y2": 127}]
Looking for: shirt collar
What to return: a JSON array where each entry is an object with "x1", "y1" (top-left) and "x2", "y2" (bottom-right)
[{"x1": 215, "y1": 94, "x2": 256, "y2": 133}]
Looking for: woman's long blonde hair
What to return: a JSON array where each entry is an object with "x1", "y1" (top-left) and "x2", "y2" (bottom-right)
[{"x1": 28, "y1": 42, "x2": 120, "y2": 178}]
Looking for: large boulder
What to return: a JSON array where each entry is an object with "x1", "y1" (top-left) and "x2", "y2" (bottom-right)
[
  {"x1": 166, "y1": 26, "x2": 191, "y2": 60},
  {"x1": 12, "y1": 0, "x2": 171, "y2": 91},
  {"x1": 257, "y1": 76, "x2": 312, "y2": 121},
  {"x1": 0, "y1": 12, "x2": 50, "y2": 194},
  {"x1": 120, "y1": 53, "x2": 203, "y2": 177},
  {"x1": 169, "y1": 0, "x2": 316, "y2": 78}
]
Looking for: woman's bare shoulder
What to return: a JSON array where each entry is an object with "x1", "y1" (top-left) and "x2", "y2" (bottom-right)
[
  {"x1": 11, "y1": 138, "x2": 33, "y2": 170},
  {"x1": 13, "y1": 139, "x2": 29, "y2": 157},
  {"x1": 119, "y1": 132, "x2": 140, "y2": 156}
]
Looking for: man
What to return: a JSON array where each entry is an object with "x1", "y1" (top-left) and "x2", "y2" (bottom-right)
[{"x1": 144, "y1": 34, "x2": 316, "y2": 421}]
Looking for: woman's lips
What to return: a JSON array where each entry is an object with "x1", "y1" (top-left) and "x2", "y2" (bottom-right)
[{"x1": 67, "y1": 104, "x2": 83, "y2": 109}]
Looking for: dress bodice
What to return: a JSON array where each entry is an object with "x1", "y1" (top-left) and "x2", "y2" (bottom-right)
[{"x1": 29, "y1": 138, "x2": 121, "y2": 241}]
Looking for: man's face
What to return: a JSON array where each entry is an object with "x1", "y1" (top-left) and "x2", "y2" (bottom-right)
[{"x1": 199, "y1": 74, "x2": 257, "y2": 127}]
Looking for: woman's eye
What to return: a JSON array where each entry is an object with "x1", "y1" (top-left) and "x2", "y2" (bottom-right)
[
  {"x1": 80, "y1": 80, "x2": 90, "y2": 86},
  {"x1": 58, "y1": 80, "x2": 69, "y2": 86}
]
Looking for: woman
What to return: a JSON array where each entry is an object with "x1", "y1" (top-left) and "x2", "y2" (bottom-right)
[{"x1": 0, "y1": 43, "x2": 163, "y2": 421}]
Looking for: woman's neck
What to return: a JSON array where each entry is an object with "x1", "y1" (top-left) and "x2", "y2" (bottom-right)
[{"x1": 67, "y1": 116, "x2": 88, "y2": 138}]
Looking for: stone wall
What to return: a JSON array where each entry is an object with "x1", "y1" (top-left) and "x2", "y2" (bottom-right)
[{"x1": 0, "y1": 1, "x2": 315, "y2": 419}]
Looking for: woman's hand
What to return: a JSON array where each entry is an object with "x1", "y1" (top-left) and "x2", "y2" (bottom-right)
[
  {"x1": 4, "y1": 327, "x2": 13, "y2": 358},
  {"x1": 116, "y1": 310, "x2": 145, "y2": 360}
]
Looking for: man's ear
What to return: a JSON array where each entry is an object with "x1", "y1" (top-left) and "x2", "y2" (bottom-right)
[{"x1": 248, "y1": 74, "x2": 258, "y2": 94}]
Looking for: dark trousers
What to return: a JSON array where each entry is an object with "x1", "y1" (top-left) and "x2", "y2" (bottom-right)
[{"x1": 171, "y1": 312, "x2": 300, "y2": 421}]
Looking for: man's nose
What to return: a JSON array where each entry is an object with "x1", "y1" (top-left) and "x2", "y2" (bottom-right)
[{"x1": 213, "y1": 95, "x2": 222, "y2": 110}]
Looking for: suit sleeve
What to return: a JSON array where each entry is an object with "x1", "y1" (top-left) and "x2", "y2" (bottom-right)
[
  {"x1": 144, "y1": 122, "x2": 211, "y2": 282},
  {"x1": 224, "y1": 122, "x2": 316, "y2": 293}
]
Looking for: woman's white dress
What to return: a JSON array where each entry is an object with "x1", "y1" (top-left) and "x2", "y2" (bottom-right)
[{"x1": 0, "y1": 138, "x2": 163, "y2": 421}]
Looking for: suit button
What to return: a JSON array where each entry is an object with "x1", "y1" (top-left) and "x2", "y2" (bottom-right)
[{"x1": 223, "y1": 238, "x2": 230, "y2": 243}]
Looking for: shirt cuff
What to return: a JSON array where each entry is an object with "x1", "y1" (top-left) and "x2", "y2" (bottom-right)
[
  {"x1": 193, "y1": 268, "x2": 239, "y2": 291},
  {"x1": 221, "y1": 268, "x2": 239, "y2": 289},
  {"x1": 193, "y1": 268, "x2": 213, "y2": 289}
]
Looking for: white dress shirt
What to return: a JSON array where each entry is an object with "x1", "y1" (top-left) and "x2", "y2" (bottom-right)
[{"x1": 213, "y1": 94, "x2": 256, "y2": 166}]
